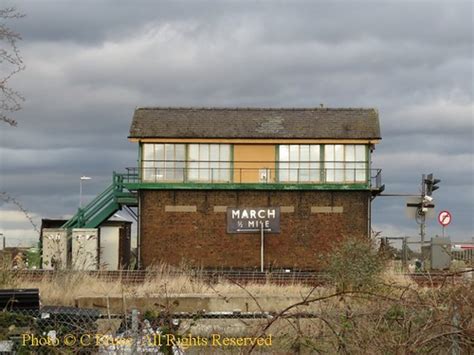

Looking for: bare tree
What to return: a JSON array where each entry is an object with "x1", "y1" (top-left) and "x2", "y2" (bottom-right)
[{"x1": 1, "y1": 7, "x2": 25, "y2": 127}]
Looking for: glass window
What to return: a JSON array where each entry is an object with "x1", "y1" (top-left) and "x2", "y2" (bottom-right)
[
  {"x1": 141, "y1": 144, "x2": 185, "y2": 182},
  {"x1": 324, "y1": 145, "x2": 335, "y2": 182},
  {"x1": 188, "y1": 144, "x2": 199, "y2": 181},
  {"x1": 334, "y1": 145, "x2": 344, "y2": 182},
  {"x1": 310, "y1": 145, "x2": 321, "y2": 182},
  {"x1": 278, "y1": 145, "x2": 321, "y2": 182},
  {"x1": 355, "y1": 145, "x2": 367, "y2": 181},
  {"x1": 187, "y1": 144, "x2": 231, "y2": 182},
  {"x1": 324, "y1": 144, "x2": 367, "y2": 183},
  {"x1": 279, "y1": 145, "x2": 289, "y2": 182},
  {"x1": 142, "y1": 144, "x2": 154, "y2": 181},
  {"x1": 345, "y1": 145, "x2": 356, "y2": 182}
]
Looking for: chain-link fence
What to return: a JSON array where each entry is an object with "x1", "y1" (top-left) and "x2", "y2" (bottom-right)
[{"x1": 1, "y1": 286, "x2": 473, "y2": 355}]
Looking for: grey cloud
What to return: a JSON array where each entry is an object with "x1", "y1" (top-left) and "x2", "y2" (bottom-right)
[{"x1": 1, "y1": 0, "x2": 472, "y2": 244}]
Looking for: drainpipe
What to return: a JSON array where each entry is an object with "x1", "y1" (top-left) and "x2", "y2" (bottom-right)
[
  {"x1": 137, "y1": 191, "x2": 141, "y2": 269},
  {"x1": 368, "y1": 194, "x2": 372, "y2": 238}
]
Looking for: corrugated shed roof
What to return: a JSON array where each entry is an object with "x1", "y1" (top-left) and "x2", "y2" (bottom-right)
[{"x1": 129, "y1": 107, "x2": 381, "y2": 139}]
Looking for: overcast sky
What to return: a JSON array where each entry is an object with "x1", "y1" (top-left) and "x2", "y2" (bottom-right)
[{"x1": 1, "y1": 0, "x2": 473, "y2": 248}]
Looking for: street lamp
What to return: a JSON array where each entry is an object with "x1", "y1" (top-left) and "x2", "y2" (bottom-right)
[{"x1": 79, "y1": 176, "x2": 92, "y2": 208}]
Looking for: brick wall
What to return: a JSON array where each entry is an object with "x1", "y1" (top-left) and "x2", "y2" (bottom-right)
[{"x1": 140, "y1": 190, "x2": 371, "y2": 270}]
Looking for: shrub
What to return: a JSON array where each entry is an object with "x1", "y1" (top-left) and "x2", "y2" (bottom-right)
[{"x1": 321, "y1": 236, "x2": 386, "y2": 291}]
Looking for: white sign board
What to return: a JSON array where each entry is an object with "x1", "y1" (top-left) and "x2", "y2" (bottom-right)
[{"x1": 227, "y1": 207, "x2": 280, "y2": 233}]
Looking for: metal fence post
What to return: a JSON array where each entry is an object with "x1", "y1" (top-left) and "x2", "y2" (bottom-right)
[
  {"x1": 131, "y1": 308, "x2": 139, "y2": 353},
  {"x1": 451, "y1": 304, "x2": 460, "y2": 355}
]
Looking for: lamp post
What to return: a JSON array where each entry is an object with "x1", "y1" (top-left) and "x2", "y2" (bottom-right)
[{"x1": 79, "y1": 176, "x2": 92, "y2": 208}]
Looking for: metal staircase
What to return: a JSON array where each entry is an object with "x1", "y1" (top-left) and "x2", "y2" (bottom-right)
[{"x1": 62, "y1": 172, "x2": 137, "y2": 229}]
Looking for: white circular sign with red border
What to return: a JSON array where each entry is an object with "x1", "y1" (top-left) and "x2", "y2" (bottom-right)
[{"x1": 438, "y1": 210, "x2": 452, "y2": 227}]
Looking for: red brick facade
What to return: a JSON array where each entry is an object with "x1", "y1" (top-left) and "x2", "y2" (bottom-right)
[{"x1": 139, "y1": 190, "x2": 370, "y2": 270}]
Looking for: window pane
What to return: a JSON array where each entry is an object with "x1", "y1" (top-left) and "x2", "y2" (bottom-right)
[
  {"x1": 175, "y1": 144, "x2": 185, "y2": 161},
  {"x1": 309, "y1": 145, "x2": 320, "y2": 181},
  {"x1": 325, "y1": 145, "x2": 334, "y2": 182},
  {"x1": 334, "y1": 145, "x2": 344, "y2": 161},
  {"x1": 209, "y1": 163, "x2": 219, "y2": 182},
  {"x1": 279, "y1": 145, "x2": 289, "y2": 161},
  {"x1": 164, "y1": 144, "x2": 174, "y2": 180},
  {"x1": 200, "y1": 144, "x2": 209, "y2": 160},
  {"x1": 334, "y1": 163, "x2": 344, "y2": 182},
  {"x1": 209, "y1": 144, "x2": 219, "y2": 161},
  {"x1": 334, "y1": 145, "x2": 344, "y2": 182},
  {"x1": 143, "y1": 161, "x2": 154, "y2": 182},
  {"x1": 355, "y1": 145, "x2": 366, "y2": 181},
  {"x1": 346, "y1": 145, "x2": 355, "y2": 161},
  {"x1": 310, "y1": 161, "x2": 320, "y2": 182},
  {"x1": 188, "y1": 144, "x2": 199, "y2": 181},
  {"x1": 188, "y1": 162, "x2": 199, "y2": 181},
  {"x1": 189, "y1": 144, "x2": 199, "y2": 161},
  {"x1": 155, "y1": 144, "x2": 164, "y2": 161},
  {"x1": 199, "y1": 145, "x2": 209, "y2": 181},
  {"x1": 175, "y1": 161, "x2": 184, "y2": 181},
  {"x1": 300, "y1": 161, "x2": 310, "y2": 182},
  {"x1": 300, "y1": 145, "x2": 310, "y2": 161},
  {"x1": 356, "y1": 162, "x2": 366, "y2": 182},
  {"x1": 345, "y1": 145, "x2": 355, "y2": 182},
  {"x1": 278, "y1": 146, "x2": 289, "y2": 181},
  {"x1": 220, "y1": 162, "x2": 231, "y2": 182},
  {"x1": 324, "y1": 145, "x2": 334, "y2": 161},
  {"x1": 345, "y1": 162, "x2": 355, "y2": 182},
  {"x1": 310, "y1": 145, "x2": 320, "y2": 161},
  {"x1": 143, "y1": 144, "x2": 154, "y2": 161},
  {"x1": 289, "y1": 145, "x2": 299, "y2": 161},
  {"x1": 174, "y1": 145, "x2": 185, "y2": 181},
  {"x1": 289, "y1": 162, "x2": 298, "y2": 181},
  {"x1": 142, "y1": 144, "x2": 153, "y2": 181},
  {"x1": 355, "y1": 145, "x2": 366, "y2": 161},
  {"x1": 279, "y1": 162, "x2": 289, "y2": 181},
  {"x1": 219, "y1": 145, "x2": 231, "y2": 181},
  {"x1": 220, "y1": 144, "x2": 230, "y2": 160},
  {"x1": 165, "y1": 144, "x2": 174, "y2": 161},
  {"x1": 199, "y1": 162, "x2": 210, "y2": 181},
  {"x1": 208, "y1": 144, "x2": 219, "y2": 181}
]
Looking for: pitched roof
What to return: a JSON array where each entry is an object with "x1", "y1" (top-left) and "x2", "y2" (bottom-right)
[{"x1": 129, "y1": 107, "x2": 381, "y2": 140}]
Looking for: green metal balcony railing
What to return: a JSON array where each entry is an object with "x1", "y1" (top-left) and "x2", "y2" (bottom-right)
[{"x1": 122, "y1": 163, "x2": 383, "y2": 191}]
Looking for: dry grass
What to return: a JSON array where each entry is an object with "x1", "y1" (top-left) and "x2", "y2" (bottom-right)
[
  {"x1": 3, "y1": 263, "x2": 473, "y2": 353},
  {"x1": 13, "y1": 266, "x2": 317, "y2": 306},
  {"x1": 8, "y1": 262, "x2": 416, "y2": 307}
]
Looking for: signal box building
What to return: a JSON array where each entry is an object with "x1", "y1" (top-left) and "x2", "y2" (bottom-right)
[{"x1": 124, "y1": 107, "x2": 383, "y2": 270}]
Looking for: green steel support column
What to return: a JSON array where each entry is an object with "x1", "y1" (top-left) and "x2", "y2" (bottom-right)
[
  {"x1": 275, "y1": 145, "x2": 279, "y2": 183},
  {"x1": 320, "y1": 144, "x2": 325, "y2": 182},
  {"x1": 365, "y1": 144, "x2": 370, "y2": 184},
  {"x1": 230, "y1": 144, "x2": 234, "y2": 183},
  {"x1": 138, "y1": 143, "x2": 142, "y2": 182}
]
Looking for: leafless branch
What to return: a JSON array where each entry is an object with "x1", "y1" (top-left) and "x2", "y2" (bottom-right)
[
  {"x1": 0, "y1": 191, "x2": 39, "y2": 233},
  {"x1": 1, "y1": 7, "x2": 25, "y2": 126}
]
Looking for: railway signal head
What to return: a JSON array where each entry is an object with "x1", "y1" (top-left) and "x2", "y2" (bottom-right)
[{"x1": 424, "y1": 173, "x2": 441, "y2": 196}]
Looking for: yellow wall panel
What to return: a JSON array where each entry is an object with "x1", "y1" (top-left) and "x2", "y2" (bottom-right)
[{"x1": 233, "y1": 145, "x2": 276, "y2": 183}]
